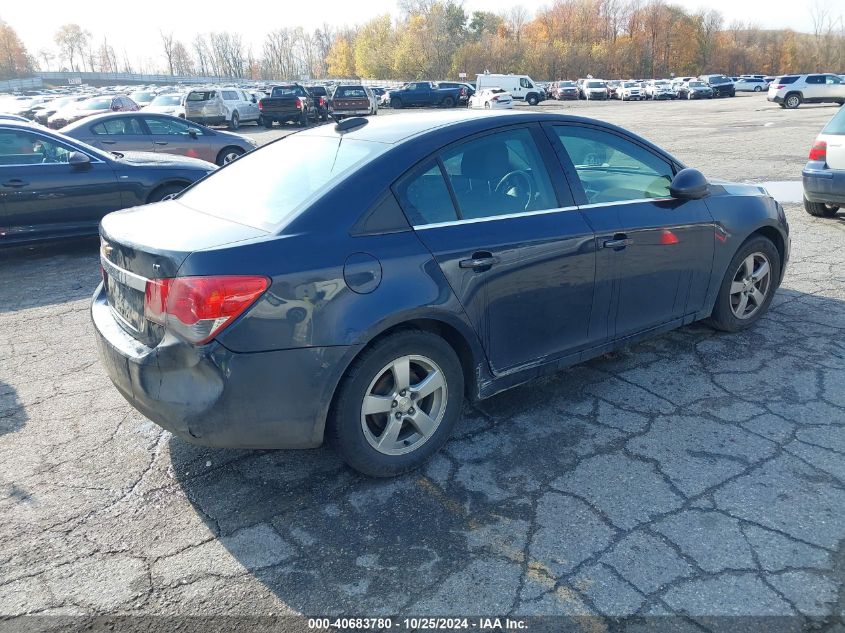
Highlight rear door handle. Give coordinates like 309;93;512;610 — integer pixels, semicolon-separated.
100;140;117;145
2;179;28;188
602;235;633;250
154;141;168;146
459;253;499;270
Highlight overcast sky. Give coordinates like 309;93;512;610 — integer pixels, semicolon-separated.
1;0;837;66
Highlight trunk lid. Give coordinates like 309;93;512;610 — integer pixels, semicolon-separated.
99;200;268;346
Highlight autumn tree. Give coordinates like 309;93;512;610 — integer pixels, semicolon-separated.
0;20;33;79
326;36;356;77
355;15;395;79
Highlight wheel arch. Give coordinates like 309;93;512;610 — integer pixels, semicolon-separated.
146;179;192;203
748;225;787;280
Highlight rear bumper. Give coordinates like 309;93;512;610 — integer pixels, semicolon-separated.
187;115;226;126
803;162;845;206
330;109;371;117
92;284;354;449
768;95;784;104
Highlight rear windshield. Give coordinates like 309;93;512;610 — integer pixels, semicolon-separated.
177;135;390;231
151;95;182;106
822;107;845;135
708;76;731;84
81;98;113;110
336;87;367;98
587;81;605;88
688;81;705;87
271;86;301;97
187;91;215;101
308;86;327;96
559;81;576;87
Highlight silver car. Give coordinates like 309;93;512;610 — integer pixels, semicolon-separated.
183;88;260;129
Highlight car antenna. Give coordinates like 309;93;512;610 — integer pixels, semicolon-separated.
334;117;368;132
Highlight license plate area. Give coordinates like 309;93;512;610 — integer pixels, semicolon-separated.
105;277;145;333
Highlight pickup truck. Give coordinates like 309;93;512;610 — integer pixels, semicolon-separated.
329;85;377;119
386;82;463;109
258;84;315;128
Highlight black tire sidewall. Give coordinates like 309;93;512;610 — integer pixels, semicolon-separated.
329;331;464;478
709;236;781;332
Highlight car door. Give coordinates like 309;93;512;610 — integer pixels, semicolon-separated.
0;126;120;241
394;124;600;374
87;116;154;153
141;115;215;163
825;74;845;101
544;122;715;341
804;75;825;101
239;90;258;120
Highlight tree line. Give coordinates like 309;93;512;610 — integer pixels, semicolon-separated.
1;0;844;82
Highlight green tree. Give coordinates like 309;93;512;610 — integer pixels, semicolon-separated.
355;15;395;79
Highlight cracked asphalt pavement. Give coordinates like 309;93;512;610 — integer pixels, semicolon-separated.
1;95;844;627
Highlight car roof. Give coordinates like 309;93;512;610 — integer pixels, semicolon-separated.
298;110;672;153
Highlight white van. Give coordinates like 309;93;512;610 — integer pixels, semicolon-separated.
475;74;544;105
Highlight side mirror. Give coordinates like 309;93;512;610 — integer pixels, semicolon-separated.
187;127;200;138
670;168;709;200
68;151;91;168
251;95;257;103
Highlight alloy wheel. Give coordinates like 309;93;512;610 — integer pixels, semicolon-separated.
360;355;448;456
222;151;241;164
729;252;772;319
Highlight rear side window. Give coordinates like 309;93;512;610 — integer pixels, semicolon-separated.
553;125;674;203
826;75;843;85
395;162;457;226
779;76;799;84
91;118;144;135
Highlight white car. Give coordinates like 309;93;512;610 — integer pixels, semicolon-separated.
768;74;845;109
582;80;608;100
645;80;676;100
468;88;514;109
143;93;186;118
617;81;643;101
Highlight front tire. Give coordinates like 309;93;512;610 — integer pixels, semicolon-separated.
804;196;840;217
708;236;780;332
216;146;245;166
442;96;455;108
391;97;402;109
328;330;464;478
527;94;539;106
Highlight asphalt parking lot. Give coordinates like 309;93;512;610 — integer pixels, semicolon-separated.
1;94;844;627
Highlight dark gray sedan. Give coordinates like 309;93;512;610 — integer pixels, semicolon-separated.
61;112;257;166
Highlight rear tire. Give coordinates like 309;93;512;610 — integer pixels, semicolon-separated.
228;111;240;130
262;116;273;129
298;110;308;127
328;330;464;478
442;96;455;108
708;236;780;333
784;93;802;109
804;196;840;217
391;97;402;109
754;85;762;92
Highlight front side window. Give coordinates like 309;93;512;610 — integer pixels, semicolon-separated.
826;75;843;85
91;118;144;135
143;117;201;136
553;125;674;204
440;127;558;219
395;162;457;226
806;75;825;84
0;129;75;165
520;78;533;88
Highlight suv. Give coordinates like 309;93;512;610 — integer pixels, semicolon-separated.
699;75;735;98
768;74;845;109
184;88;260;129
802;104;845;217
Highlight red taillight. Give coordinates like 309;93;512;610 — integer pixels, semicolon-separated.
319;96;326;107
809;139;827;162
258;101;264;110
144;275;269;345
775;84;785;89
295;97;302;109
491;96;499;102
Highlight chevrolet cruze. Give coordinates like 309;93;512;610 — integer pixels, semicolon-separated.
93;111;790;477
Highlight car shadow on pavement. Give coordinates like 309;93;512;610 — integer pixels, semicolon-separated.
0;237;100;313
170;286;845;617
0;381;26;437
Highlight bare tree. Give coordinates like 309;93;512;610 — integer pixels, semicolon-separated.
161;31;175;75
54;24;91;72
508;6;528;42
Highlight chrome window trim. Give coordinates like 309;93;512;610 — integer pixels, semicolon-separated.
100;256;148;292
413;205;579;230
412;197;674;230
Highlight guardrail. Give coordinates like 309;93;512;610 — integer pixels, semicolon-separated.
0;77;43;91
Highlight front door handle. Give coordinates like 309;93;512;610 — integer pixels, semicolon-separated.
459;253;499;270
100;140;117;145
154;141;168;146
602;235;633;250
2;179;28;188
